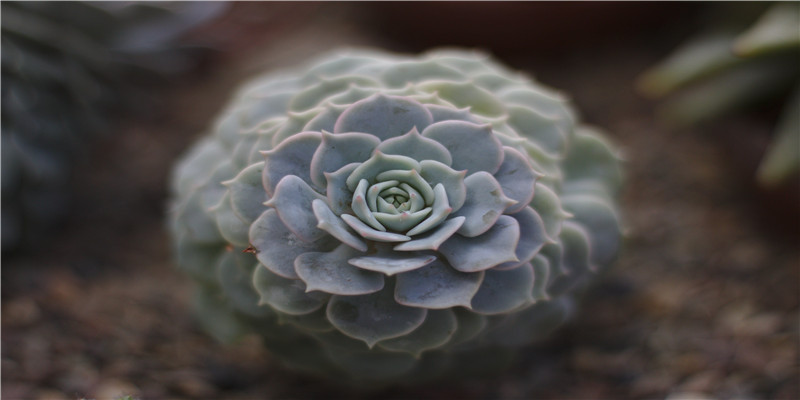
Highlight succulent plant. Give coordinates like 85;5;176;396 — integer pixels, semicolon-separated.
169;49;623;385
638;3;799;186
1;1;226;250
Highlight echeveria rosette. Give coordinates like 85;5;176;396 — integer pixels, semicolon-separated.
169;49;624;385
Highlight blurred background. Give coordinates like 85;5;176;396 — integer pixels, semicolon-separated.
2;2;798;399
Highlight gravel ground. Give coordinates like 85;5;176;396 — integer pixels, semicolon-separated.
3;4;798;399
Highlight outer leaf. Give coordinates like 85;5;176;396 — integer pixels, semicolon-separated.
295;244;385;295
349;252;436;276
506;105;568;156
422;120;504;176
375;127;452;166
334;94;433;141
217;249;271;317
249;209;336;279
262;131;321;194
416;80;505;117
312;199;367;252
452;171;516;237
561;194;621;267
493;146;541;214
327;286;427;348
264;175;327;243
253;264;328;315
378;309;458;357
439;215;520;272
394;259;484;309
471;263;535;315
310;131;380;189
224;161;267;223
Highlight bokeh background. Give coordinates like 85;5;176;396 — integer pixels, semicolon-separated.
2;2;798;399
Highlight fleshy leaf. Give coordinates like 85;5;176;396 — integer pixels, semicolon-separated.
172;139;227;196
217;250;271;317
325;86;381;107
295;244;385;295
345;152;420;192
497;86;575;131
327;286;427;348
562;128;624;194
224;161;267;223
494;146;541;214
419;160;467;212
422;120;504;176
262;131;321;195
232;134;261;170
471;71;529;91
530;182;570;239
373;209;432;232
367;180;401;211
440;215;520;272
380;60;465;87
312;199;367;252
341;214;411;242
509;206;549;265
303;103;348;132
520;141;562;186
351;179;386;231
406;183;452;236
453;172;516;237
253;265;327;315
325;163;358;215
376;169;435;205
175;235;224;283
471;263;535;315
562;194;621;267
192;286;250;344
310;131;380;189
506;105;568;155
270;108;323;150
334;94;434;141
349;251;436;276
425;104;479;123
264;175;327;242
378;309;458;357
445;307;488;348
212;193;250;247
394;216;465;251
548;222;595;296
289;75;380;112
394;259;484;309
416;80;505;117
375;127;452;166
279;307;334;333
530;254;551;301
174;190;223;243
249;210;337;279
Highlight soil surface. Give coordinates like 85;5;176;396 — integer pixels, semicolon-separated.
3;4;798;399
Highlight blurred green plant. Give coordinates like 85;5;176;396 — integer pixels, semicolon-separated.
1;1;226;251
638;3;799;187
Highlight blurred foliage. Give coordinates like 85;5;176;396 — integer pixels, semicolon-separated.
638;3;800;187
1;1;227;251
